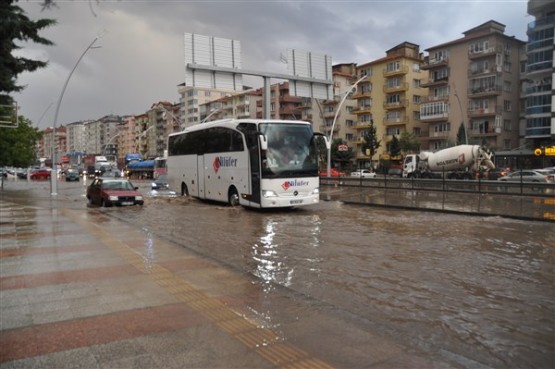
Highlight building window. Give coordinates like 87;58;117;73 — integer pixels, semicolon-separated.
504;100;512;111
413;79;421;88
360;68;372;77
413;111;420;120
503;81;512;92
503;119;511;131
361;83;372;93
412;63;420;72
413;95;421;104
386;60;400;72
504;62;511;72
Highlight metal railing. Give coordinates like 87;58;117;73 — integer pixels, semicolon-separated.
320;176;555;198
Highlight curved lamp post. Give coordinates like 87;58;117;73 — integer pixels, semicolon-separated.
201;108;223;123
50;36;100;196
327;74;367;178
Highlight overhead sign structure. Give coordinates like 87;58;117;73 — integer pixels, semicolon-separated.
184;33;243;90
535;147;555;157
184;33;334;119
287;49;333;100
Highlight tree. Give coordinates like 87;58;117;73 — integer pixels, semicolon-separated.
0;117;42;167
399;131;419;154
389;135;401;155
456;123;467;145
361;119;381;158
331;138;354;169
0;0;56;106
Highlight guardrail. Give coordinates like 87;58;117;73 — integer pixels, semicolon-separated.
320;176;555;197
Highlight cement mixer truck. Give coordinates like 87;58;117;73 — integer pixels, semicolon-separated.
402;145;495;179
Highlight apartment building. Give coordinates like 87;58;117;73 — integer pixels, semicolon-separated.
83;115;122;158
38;126;66;163
177;84;237;129
524;0;554;147
200;88;261;122
354;42;428;165
421;20;524;152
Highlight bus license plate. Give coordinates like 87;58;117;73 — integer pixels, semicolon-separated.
290;199;303;205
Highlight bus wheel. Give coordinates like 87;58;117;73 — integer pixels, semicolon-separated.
181;183;189;196
228;187;240;207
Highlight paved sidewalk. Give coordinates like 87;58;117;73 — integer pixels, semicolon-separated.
0;197;455;369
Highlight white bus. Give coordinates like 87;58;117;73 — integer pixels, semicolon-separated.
167;119;326;208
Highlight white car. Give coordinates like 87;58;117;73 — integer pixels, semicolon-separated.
350;169;376;178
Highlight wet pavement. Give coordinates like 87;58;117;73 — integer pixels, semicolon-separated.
0;182;454;369
1;178;554;368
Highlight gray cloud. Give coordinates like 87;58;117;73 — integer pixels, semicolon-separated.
14;0;529;129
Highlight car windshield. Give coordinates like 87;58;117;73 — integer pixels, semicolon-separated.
102;181;134;190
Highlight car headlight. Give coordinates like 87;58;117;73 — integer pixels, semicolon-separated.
109;196;118;201
136;196;143;201
262;190;278;198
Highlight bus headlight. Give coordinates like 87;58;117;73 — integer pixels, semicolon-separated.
262;190;278;198
311;188;320;195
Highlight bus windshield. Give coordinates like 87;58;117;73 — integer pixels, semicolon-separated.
259;122;318;178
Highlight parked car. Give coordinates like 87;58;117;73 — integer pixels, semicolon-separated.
350;169;376;178
387;168;403;177
86;177;144;207
319;168;346;177
497;170;553;183
30;169;51;180
65;169;80;182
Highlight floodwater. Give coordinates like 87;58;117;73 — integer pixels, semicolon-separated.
2;177;554;368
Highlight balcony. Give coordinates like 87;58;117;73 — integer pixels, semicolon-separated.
352;105;372;114
323;111;336;118
383;65;409;77
420;111;449;122
420;76;449;87
383;82;408;93
383;116;408;126
468;44;503;59
421;95;449;103
468;106;500;117
384;99;408;110
468;85;502;97
468;67;499;77
355;122;373;130
429;130;450;139
421;57;448;70
352;90;372;99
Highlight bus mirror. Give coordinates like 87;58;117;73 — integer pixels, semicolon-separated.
259;134;268;151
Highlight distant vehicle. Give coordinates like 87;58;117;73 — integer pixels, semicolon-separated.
403;145;495;179
30;169;51;180
479;167;510;180
86;177;144;207
536;168;555;182
65;170;80;182
497;170;553;183
319;168;346;178
149;175;177;197
351;169;376;178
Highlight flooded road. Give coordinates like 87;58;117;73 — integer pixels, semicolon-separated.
2;178;554;368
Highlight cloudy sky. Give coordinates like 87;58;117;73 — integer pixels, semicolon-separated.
14;0;530;129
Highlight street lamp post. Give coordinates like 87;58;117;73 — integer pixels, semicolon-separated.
327;74;367;178
201;108;223;124
50;36;100;196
